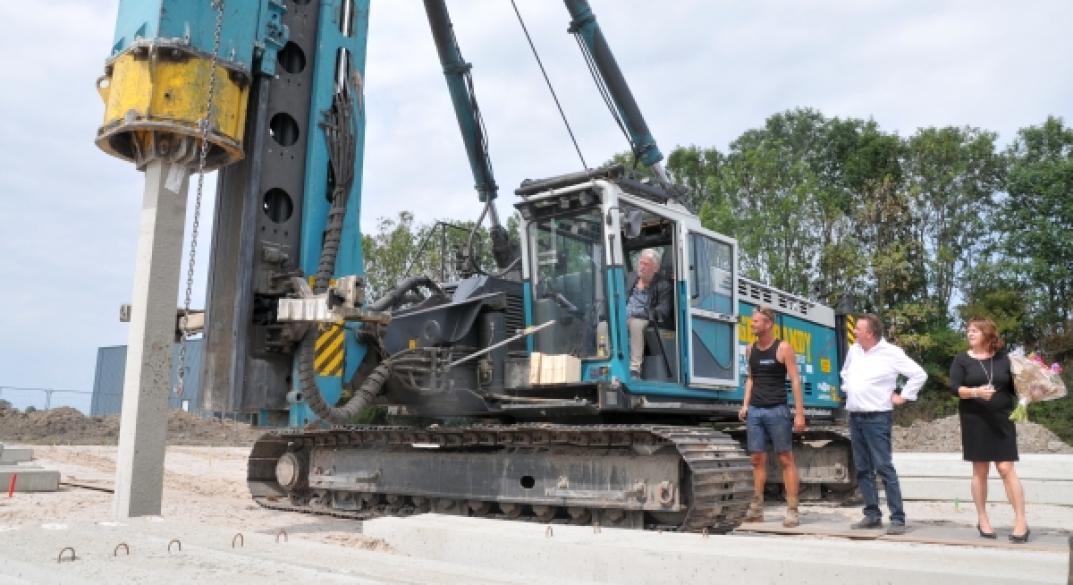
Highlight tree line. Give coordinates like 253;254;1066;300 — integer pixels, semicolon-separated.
359;108;1072;442
667;108;1071;440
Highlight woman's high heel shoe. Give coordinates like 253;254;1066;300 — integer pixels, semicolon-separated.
976;524;996;539
1009;528;1030;543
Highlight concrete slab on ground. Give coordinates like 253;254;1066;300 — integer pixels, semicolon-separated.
894;453;1073;480
737;508;1069;552
0;519;600;585
895;453;1073;505
900;477;1073;506
362;514;1069;585
0;445;34;464
0;466;60;492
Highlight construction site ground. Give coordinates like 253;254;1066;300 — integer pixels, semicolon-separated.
1;410;1071;584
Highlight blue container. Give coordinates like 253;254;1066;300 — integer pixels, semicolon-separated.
91;339;207;416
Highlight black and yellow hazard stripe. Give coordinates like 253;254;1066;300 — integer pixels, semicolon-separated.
846;314;857;346
314;323;345;377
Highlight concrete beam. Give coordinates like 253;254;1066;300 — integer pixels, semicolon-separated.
900;477;1073;506
894;453;1073;480
0;467;60;492
894;454;1073;505
0;446;33;464
113;159;190;519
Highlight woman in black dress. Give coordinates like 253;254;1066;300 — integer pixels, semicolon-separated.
949;317;1028;542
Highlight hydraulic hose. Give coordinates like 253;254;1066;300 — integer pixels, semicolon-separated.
465;201;519;277
299;340;391;424
297;80;381;424
369;276;446;312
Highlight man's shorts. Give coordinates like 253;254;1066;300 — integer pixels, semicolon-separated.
746;403;793;454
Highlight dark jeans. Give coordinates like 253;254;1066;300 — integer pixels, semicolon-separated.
849;411;905;524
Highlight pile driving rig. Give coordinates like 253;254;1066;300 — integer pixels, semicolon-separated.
96;0;854;532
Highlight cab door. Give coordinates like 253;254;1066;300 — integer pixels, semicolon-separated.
684;228;738;388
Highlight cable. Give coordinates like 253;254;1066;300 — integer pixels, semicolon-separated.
510;0;588;170
298;69;377;424
572;32;635;164
463;201;522;278
464;201;491;276
463;69;496;198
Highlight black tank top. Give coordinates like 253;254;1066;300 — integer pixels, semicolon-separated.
749;339;787;407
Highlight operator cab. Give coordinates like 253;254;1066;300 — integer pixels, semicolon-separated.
621;211;678;379
515;167;739;391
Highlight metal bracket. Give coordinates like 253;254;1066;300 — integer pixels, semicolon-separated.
277;275;390;325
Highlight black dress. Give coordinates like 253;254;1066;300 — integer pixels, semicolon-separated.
949;351;1018;462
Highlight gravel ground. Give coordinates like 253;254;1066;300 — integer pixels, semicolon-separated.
892;414;1073;454
0;445;392;552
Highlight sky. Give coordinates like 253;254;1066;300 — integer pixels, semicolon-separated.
1;0;1071;412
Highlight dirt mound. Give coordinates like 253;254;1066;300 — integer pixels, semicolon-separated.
166;410;265;445
894;414;1073;454
0;405;263;447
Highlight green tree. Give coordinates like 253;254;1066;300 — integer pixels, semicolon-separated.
362;211;419;300
705;109;833;296
905;127;1004;311
1002;116;1073;351
666;145;725;212
957;260;1031;346
813;117;894;305
362;211;497;300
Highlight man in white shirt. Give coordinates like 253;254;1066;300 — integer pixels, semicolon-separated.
840;313;927;535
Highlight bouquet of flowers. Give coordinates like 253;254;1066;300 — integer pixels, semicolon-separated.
1008;353;1067;422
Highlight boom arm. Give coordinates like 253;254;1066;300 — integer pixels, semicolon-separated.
563;0;670;185
423;0;513;270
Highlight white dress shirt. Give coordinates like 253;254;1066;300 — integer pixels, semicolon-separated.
841;339;927;412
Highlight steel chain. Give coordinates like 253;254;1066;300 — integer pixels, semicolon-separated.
177;0;225;397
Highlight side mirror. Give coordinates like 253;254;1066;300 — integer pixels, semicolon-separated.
622;209;643;238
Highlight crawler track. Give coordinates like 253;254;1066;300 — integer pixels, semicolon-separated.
248;424;754;533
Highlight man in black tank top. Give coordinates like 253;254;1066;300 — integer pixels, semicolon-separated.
737;306;806;527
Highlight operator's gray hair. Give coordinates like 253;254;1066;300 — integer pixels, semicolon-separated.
639;248;661;264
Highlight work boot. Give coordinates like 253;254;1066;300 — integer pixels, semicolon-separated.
885;521;907;535
782;497;800;528
850;517;882;530
743;495;764;523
